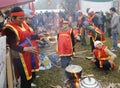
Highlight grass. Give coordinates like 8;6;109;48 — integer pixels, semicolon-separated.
34;35;120;88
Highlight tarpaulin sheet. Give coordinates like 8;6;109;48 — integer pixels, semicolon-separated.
0;0;34;9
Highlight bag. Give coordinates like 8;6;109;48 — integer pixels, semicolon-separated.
39;52;52;70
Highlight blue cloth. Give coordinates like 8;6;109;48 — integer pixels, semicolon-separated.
39;52;52;70
19;38;36;69
111;32;118;49
50;53;57;66
60;56;71;68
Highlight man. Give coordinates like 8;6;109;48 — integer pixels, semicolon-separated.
0;11;5;32
83;21;105;51
91;40;116;74
87;8;101;51
57;21;75;68
77;11;87;46
109;7;119;51
2;7;39;88
87;8;99;27
105;12;112;37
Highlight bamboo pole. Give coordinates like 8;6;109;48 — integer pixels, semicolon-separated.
6;47;14;88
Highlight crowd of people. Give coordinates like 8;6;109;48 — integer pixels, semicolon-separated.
0;6;120;88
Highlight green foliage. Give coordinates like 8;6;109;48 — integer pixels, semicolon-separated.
61;0;78;15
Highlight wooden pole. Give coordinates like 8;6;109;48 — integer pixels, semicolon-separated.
6;47;14;88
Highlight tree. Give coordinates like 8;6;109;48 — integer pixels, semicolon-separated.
61;0;78;15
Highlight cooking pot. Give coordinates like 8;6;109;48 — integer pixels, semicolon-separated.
79;77;102;88
65;65;82;80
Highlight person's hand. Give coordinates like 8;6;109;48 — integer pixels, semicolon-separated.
23;46;38;54
91;58;96;62
111;36;112;39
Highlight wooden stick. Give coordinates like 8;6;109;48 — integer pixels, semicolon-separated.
6;47;14;88
118;66;120;72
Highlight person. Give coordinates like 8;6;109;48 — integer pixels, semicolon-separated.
25;13;33;25
87;8;101;51
105;12;112;37
87;8;99;27
83;21;105;51
109;7;119;51
72;22;81;43
0;11;5;32
57;21;75;68
36;26;50;48
77;11;87;46
2;7;40;88
91;40;116;74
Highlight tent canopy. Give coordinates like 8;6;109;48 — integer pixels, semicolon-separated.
0;0;34;9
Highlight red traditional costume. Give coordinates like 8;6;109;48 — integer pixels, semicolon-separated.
73;28;81;42
57;28;73;56
5;21;39;80
77;14;83;27
91;26;105;42
93;46;110;68
87;14;96;25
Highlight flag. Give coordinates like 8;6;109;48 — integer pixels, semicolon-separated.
78;0;80;10
28;2;31;10
31;2;35;15
27;2;35;15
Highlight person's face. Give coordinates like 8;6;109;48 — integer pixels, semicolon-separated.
110;10;114;15
62;24;69;29
25;17;32;23
14;16;25;25
96;43;102;49
87;30;93;36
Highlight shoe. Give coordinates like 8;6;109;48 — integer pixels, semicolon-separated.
36;75;40;78
111;49;117;51
105;70;110;74
31;83;37;87
111;47;117;51
111;63;116;69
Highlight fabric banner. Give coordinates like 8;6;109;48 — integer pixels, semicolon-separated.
0;36;6;88
80;0;113;14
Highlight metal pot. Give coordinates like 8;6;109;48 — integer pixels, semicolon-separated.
79;77;102;88
65;65;82;80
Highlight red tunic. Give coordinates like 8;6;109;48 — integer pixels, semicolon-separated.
93;46;110;68
92;26;105;42
6;21;39;80
73;29;80;42
57;28;73;56
87;14;96;24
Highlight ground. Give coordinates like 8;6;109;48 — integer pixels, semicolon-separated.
34;36;120;88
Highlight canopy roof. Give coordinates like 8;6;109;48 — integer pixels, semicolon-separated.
0;0;34;9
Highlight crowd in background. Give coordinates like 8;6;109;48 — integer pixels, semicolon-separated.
0;8;116;36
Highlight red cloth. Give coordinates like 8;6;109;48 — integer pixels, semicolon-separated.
93;46;108;59
78;0;81;10
94;26;105;42
87;14;96;24
93;46;109;68
57;28;73;56
73;29;80;42
6;21;39;80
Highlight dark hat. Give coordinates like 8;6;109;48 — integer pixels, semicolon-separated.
110;7;116;12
